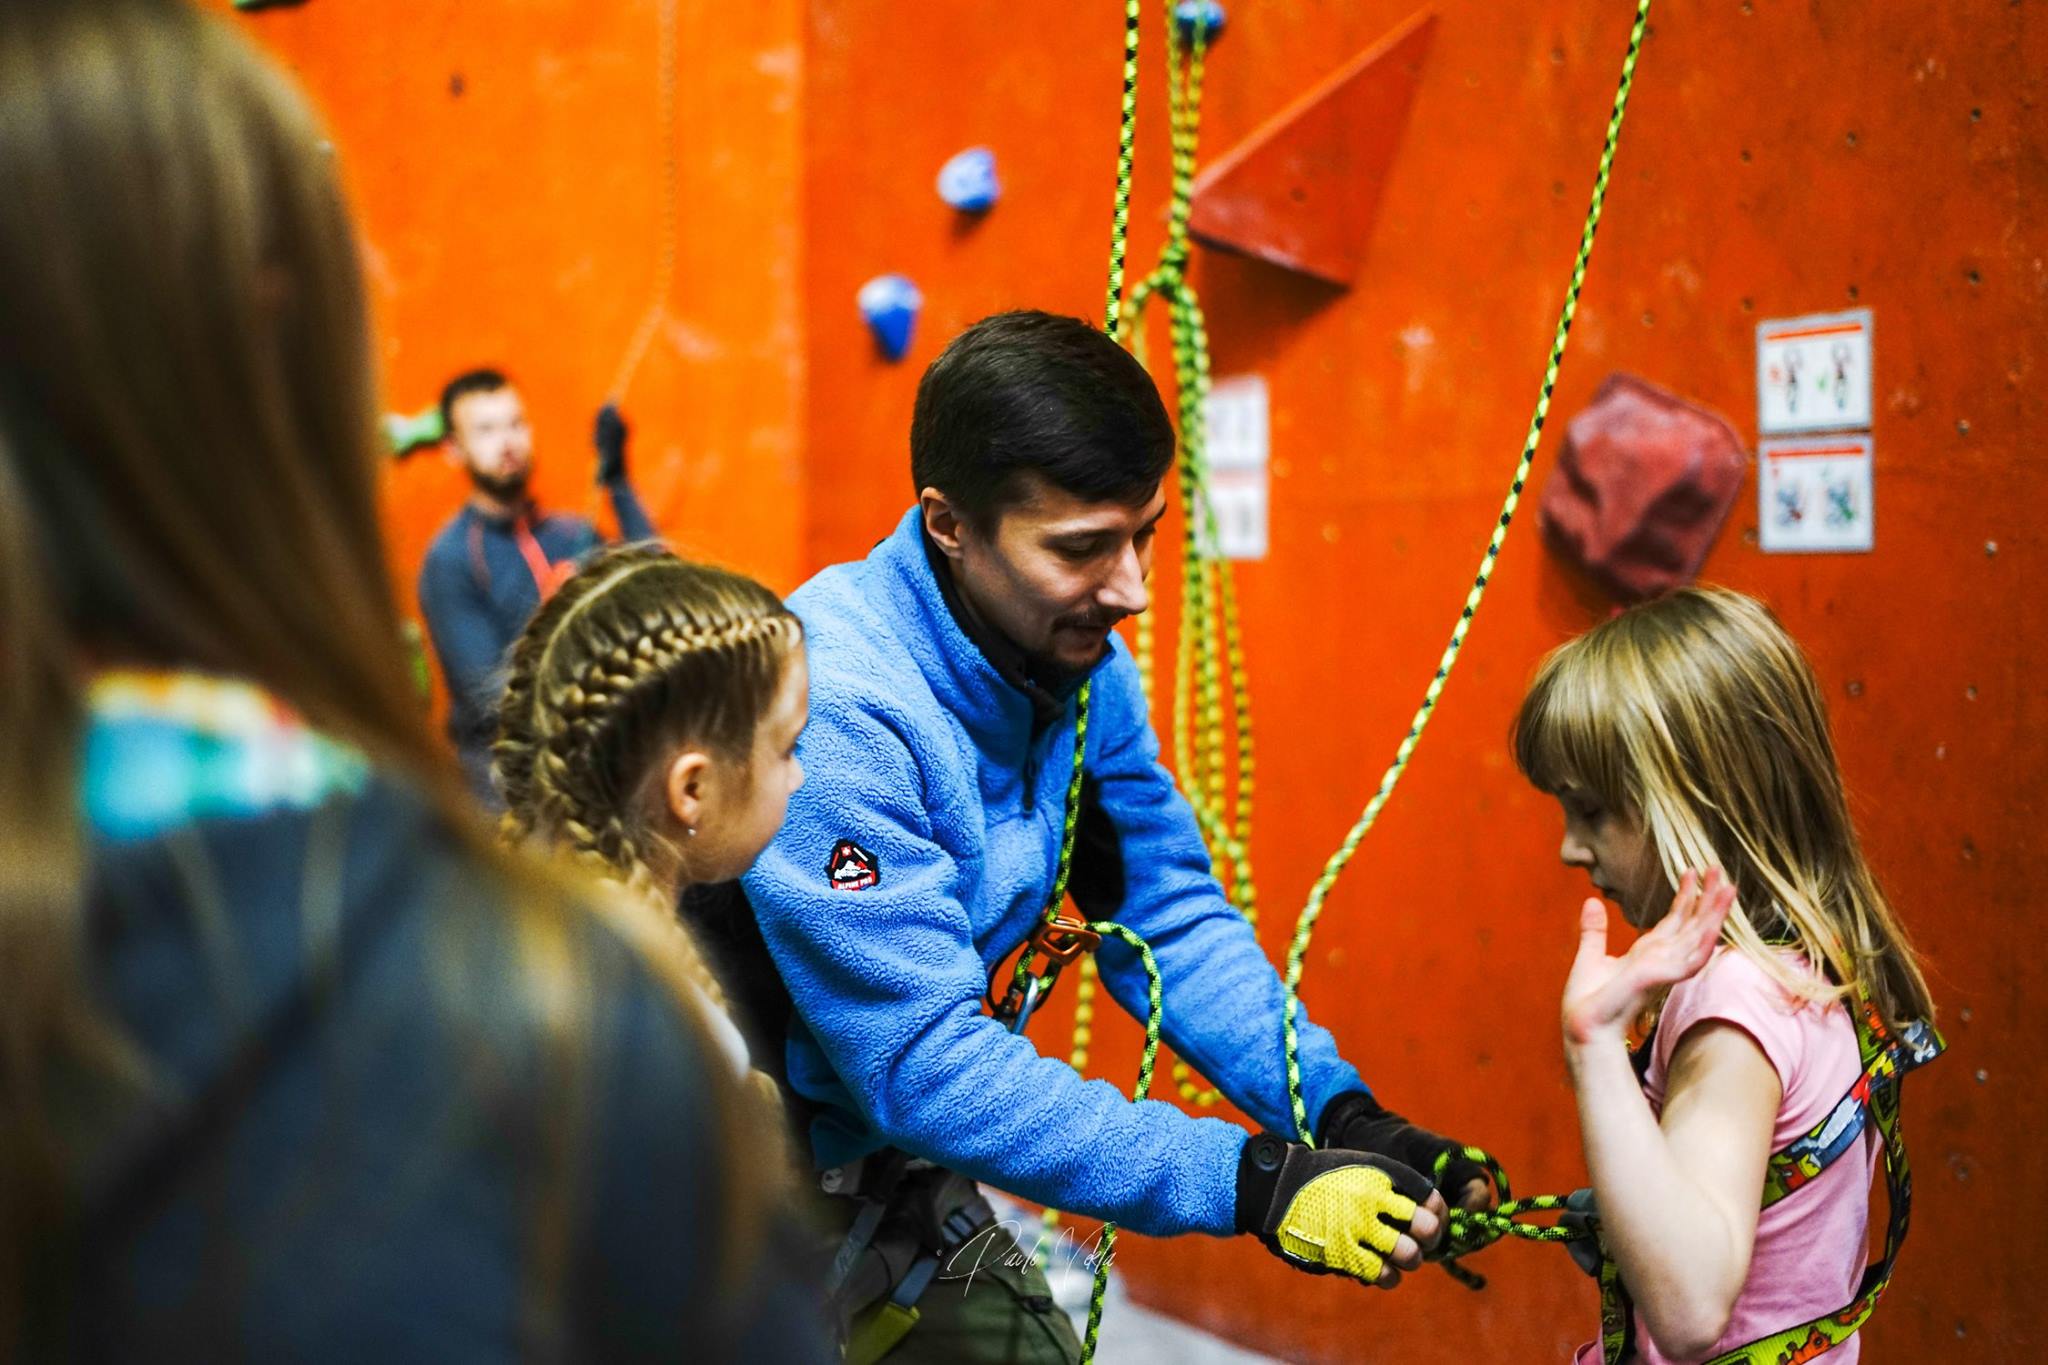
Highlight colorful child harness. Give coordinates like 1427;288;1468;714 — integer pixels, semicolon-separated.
1592;994;1945;1365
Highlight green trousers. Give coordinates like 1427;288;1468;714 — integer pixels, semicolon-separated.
876;1220;1082;1364
828;1169;1082;1365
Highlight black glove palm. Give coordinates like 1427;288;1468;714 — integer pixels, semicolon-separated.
1318;1091;1491;1206
1235;1134;1434;1285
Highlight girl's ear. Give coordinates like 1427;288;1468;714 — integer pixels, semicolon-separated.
663;749;713;834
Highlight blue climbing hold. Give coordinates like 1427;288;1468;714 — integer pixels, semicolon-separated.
1174;0;1227;45
858;274;923;362
937;146;1001;213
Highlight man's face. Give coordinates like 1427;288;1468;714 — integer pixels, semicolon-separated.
446;386;534;501
928;475;1166;673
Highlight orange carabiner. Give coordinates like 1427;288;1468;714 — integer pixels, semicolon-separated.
1027;911;1101;968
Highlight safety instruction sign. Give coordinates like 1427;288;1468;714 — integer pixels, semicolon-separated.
1758;436;1874;554
1756;308;1873;434
1201;374;1270;561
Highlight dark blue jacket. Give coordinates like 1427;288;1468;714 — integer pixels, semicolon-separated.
417;481;653;789
741;508;1366;1238
69;677;825;1361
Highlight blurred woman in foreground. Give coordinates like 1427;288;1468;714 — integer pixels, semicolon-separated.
0;1;823;1358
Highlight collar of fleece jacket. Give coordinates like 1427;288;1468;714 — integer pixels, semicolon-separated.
871;507;1106;758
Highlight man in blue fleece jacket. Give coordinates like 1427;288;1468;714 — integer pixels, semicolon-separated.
742;311;1488;1359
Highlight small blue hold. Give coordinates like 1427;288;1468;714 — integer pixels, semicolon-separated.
858;274;923;362
937;146;1001;213
1174;0;1227;45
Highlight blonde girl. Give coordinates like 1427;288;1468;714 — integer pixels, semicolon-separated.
1514;586;1934;1364
495;542;809;1071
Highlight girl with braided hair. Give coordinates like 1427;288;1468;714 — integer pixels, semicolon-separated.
495;542;810;1071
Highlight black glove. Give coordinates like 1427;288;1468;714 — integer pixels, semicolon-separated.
1234;1132;1435;1285
1317;1091;1492;1207
594;402;629;484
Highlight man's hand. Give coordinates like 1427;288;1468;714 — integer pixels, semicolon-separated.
595;402;629;484
1318;1091;1495;1213
1235;1134;1444;1288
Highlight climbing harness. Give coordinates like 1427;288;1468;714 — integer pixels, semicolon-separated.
1280;0;1654;1166
824;1153;1000;1365
1426;995;1943;1362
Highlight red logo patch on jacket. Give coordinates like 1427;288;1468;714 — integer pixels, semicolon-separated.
826;839;880;891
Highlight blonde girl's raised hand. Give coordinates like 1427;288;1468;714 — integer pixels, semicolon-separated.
1563;869;1737;1049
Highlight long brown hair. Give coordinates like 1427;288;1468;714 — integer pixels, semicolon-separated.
0;0;758;1347
495;543;803;1005
1513;587;1934;1029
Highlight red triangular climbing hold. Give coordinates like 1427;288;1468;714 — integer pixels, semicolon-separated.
1189;10;1436;287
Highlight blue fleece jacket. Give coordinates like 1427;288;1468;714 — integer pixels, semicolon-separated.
418;481;653;792
742;508;1366;1239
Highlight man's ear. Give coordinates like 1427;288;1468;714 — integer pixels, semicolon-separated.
920;487;969;561
663;749;713;832
441;436;463;470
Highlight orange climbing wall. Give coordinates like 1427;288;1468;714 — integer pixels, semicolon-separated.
205;0;811;719
228;0;2040;1357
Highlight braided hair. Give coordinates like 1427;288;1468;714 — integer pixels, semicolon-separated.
496;543;802;1011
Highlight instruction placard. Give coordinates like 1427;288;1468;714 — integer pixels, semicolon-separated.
1201;374;1269;561
1758;436;1874;553
1756;308;1873;434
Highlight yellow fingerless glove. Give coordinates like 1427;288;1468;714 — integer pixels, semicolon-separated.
1277;1163;1419;1280
1236;1133;1434;1285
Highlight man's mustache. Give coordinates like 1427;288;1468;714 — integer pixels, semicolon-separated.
1052;609;1133;632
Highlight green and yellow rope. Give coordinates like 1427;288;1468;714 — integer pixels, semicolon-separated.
1429;1147;1597;1288
1051;6;1650;1342
1005;683;1094;1009
1282;0;1654;1148
1102;0;1144;337
1122;0;1260;1110
1078;922;1166;1363
1032;10;1150;1352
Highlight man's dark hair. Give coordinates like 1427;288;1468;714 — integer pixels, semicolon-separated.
439;367;511;433
910;311;1174;524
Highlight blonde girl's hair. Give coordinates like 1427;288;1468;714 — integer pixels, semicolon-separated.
495;543;803;1007
1513;586;1934;1029
0;0;764;1346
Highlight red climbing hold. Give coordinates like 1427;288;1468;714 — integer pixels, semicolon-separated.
1540;373;1749;604
1187;10;1435;287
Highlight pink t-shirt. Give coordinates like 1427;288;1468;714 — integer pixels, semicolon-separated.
1573;948;1874;1364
